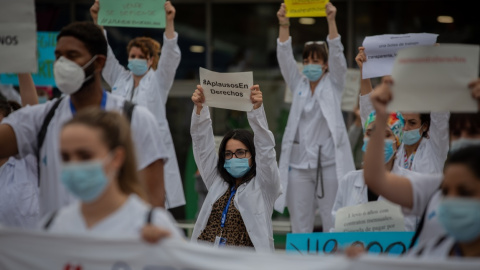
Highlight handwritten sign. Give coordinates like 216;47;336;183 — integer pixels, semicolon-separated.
0;32;58;86
286;232;414;256
362;33;438;79
98;0;166;28
389;44;480;112
341;68;361;112
200;67;254;112
0;0;37;73
335;200;405;232
285;0;330;18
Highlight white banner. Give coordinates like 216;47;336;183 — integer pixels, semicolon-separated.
200;67;254;112
389;44;480;112
0;0;37;73
0;228;479;270
341;68;361;112
335;200;405;232
362;33;438;79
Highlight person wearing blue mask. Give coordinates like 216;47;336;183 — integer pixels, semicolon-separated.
90;0;185;210
355;47;450;174
332;111;420;232
275;2;355;233
44;108;184;243
190;85;281;252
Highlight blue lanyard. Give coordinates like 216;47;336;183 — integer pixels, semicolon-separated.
69;90;107;115
220;186;237;228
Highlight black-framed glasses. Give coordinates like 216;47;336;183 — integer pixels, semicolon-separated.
225;149;249;160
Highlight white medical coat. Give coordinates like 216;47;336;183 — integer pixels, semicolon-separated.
190;105;282;252
274;36;355;212
103;31;185;209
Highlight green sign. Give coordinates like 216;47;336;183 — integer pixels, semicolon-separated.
98;0;166;29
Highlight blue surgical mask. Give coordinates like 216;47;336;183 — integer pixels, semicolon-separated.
302;64;323;82
362;138;396;164
38;96;48;104
438;198;480;243
224;158;251;178
128;59;149;76
61;160;110;202
403;127;422;145
450;138;480;154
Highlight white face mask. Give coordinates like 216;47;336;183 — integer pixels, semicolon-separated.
54;55;97;95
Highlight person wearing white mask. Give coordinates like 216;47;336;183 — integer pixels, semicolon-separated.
0;21;167;219
332;111;420;232
355;47;449;174
190;85;281;252
90;0;184;209
44;108;184;243
275;2;355;233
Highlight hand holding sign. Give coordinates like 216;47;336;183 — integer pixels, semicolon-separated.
355;47;367;69
90;0;100;24
192;85;206;114
325;2;336;21
250;85;263;110
277;3;289;26
165;1;175;22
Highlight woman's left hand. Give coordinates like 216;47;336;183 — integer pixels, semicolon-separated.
165;1;176;22
250;85;263;110
141;224;171;244
325;2;337;21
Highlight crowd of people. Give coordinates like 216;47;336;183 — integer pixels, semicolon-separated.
0;0;480;260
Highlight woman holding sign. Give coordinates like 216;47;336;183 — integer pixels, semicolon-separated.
190;85;281;252
275;2;355;233
355;47;450;174
90;0;184;209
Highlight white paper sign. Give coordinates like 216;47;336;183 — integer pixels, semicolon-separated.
200;67;254;112
389;44;480;112
341;68;361;112
335;200;405;232
0;0;37;73
362;33;438;79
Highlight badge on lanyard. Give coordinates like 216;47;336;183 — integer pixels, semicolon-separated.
213;186;236;248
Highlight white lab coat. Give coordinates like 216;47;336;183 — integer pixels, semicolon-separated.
331;166;419;231
190;105;282;252
102;31;185;209
274;36;355;212
406;234;455;258
0;155;39;229
359;93;450;174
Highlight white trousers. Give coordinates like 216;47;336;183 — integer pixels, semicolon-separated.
286;165;338;233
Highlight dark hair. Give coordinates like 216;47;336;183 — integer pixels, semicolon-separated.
217;129;256;187
419;113;431;138
0;100;21;117
303;43;329;71
57;21;107;57
445;145;480;180
449;113;480;137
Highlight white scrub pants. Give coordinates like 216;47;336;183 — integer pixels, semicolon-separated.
286;165;338;233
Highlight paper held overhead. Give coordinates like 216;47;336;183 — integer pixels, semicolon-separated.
98;0;166;28
284;0;330;18
389;44;480;113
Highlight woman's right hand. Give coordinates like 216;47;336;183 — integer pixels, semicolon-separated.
90;0;100;24
277;3;289;25
192;85;205;114
355;47;366;69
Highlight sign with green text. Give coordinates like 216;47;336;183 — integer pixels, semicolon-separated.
98;0;166;28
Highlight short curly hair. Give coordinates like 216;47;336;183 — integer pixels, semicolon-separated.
126;37;161;70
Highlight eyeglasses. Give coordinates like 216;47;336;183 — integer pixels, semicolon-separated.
225;149;249;160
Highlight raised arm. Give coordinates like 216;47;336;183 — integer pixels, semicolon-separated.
325;2;346;99
154;1;181;103
363;77;414;209
247;85;281;200
190;86;219;189
326;2;338;40
356;47;374;127
17;73;38;106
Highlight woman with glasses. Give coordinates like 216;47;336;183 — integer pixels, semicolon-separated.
274;2;355;233
190;85;281;252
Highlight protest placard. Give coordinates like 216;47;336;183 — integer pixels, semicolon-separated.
0;0;37;73
285;0;330;18
389;44;480;112
200;67;254;112
1;32;58;86
362;33;438;79
335;200;405;233
341;68;361;112
286;231;414;256
98;0;166;28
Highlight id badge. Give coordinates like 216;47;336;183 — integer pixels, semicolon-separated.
213;236;227;248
